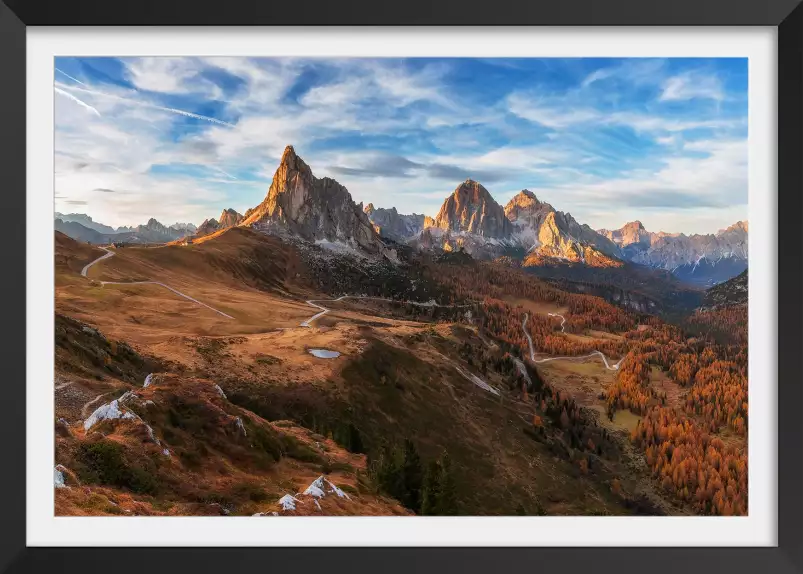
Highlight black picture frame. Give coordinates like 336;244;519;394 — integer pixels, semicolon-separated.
1;1;800;572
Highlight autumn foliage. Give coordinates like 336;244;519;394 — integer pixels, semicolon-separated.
425;257;748;516
632;407;747;516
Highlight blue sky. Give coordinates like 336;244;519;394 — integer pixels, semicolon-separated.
54;57;747;234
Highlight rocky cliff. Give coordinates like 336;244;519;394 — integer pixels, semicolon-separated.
196;208;244;237
505;190;622;266
364;204;425;242
242;146;383;254
431;179;513;238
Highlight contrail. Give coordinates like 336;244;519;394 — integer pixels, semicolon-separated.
55;67;87;86
55;83;235;127
54;87;101;117
212;166;238;180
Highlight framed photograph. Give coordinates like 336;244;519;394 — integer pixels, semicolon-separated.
1;0;801;572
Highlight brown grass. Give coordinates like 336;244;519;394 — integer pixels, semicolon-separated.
53;229;682;516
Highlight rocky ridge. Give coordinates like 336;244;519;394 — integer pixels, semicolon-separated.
242;146;384;255
196;208;244;237
598;220;748;285
363;204;425;242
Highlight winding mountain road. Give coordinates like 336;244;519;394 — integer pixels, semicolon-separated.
81;247;235;319
300;295;471;327
522;312;621;371
81;249;115;277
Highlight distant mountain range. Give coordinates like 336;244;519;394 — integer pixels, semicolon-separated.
55;212;121;235
364;179;746;285
597;220;748;286
55;146;747;286
54;214;196;245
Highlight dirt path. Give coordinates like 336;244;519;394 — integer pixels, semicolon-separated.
300;295;471;328
81;247;234;319
522;312;622;371
80;248;114;277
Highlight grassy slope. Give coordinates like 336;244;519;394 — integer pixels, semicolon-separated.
54;230;672;516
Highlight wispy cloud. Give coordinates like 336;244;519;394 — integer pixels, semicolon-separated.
507;94;742;134
660;72;724;102
581;68;613;88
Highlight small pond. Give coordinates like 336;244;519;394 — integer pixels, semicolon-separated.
308;348;341;359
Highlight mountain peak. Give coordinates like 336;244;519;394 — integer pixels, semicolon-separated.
241;146;383;254
625;220;645;231
194;210;243;238
504;189;552;226
431;180;512;239
507;189;541;210
722;220;748;234
452;179;496;205
364;205;426;242
277;144;312;177
215;208;244;230
597;220;650;248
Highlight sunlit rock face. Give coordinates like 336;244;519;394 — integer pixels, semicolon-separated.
243;145;383;255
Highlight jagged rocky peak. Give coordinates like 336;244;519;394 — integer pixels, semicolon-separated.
431;179;513;238
218;208;243;228
619;220;645;234
506;189;541;210
721;220;748;235
169;222;198;233
599;220;651;247
129;217;188;242
502;190;620;260
242;145;383;254
196;208;243;237
363;204;425;242
505;190;554;228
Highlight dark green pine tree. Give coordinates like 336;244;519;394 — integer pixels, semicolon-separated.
347;423;365;454
437;452;459;516
421;459;442;516
375;444;404;502
400;439;423;513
